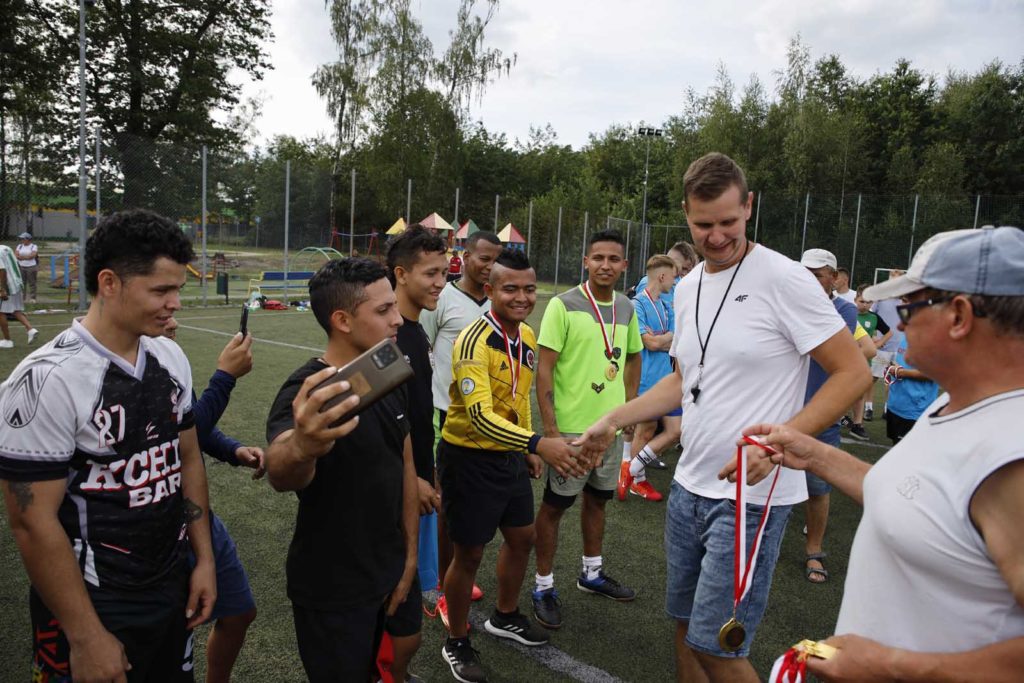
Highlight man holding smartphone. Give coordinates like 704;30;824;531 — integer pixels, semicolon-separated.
386;225;449;682
265;258;418;682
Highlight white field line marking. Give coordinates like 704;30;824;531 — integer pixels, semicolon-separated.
424;590;624;683
179;324;323;353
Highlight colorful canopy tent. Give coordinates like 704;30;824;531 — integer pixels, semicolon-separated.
418;212;454;232
386;217;407;235
498;223;525;244
454;219;481;240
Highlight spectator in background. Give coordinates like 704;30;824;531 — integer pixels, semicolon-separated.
885;332;939;445
15;233;38;303
870;269;906;416
448;249;463;283
834;267;855;303
854;284;893;426
0;243;39;348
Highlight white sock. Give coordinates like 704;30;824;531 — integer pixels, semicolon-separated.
582;555;603;580
630;445;657;478
866;401;874;410
621;440;632;463
535;572;554;592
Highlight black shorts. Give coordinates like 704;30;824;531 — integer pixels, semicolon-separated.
886;410;917;444
385;574;422;637
30;574;192;683
293;599;387;683
437;440;534;546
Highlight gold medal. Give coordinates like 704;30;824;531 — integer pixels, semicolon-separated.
718;617;746;652
605;362;619;381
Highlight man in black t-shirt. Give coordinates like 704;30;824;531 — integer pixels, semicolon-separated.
386;226;448;681
0;209;216;682
265;258;418;683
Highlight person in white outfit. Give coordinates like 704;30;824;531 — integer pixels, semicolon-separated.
0;243;38;348
731;225;1024;681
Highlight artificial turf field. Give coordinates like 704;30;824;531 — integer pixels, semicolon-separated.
0;294;891;682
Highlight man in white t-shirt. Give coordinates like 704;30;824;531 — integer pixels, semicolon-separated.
736;225;1024;681
419;229;503;628
577;153;870;683
833;267;856;304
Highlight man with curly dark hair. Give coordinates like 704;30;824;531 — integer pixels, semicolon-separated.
0;208;216;682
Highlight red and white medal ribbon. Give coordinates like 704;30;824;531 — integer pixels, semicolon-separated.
734;436;783;607
643;288;667;333
769;648;807;683
485;312;522;397
582;281;616;360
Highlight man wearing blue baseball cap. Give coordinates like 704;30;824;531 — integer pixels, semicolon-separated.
729;226;1024;681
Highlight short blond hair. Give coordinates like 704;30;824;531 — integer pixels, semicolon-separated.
646;254;677;272
683;152;749;204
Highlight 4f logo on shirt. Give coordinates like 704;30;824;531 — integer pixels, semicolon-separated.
94;404;126;448
734;294;749;302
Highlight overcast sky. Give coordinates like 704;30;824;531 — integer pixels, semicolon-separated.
240;0;1024;150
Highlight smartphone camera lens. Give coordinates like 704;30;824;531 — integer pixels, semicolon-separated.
372;344;398;369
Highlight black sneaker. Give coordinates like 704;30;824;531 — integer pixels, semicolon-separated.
650;457;668;470
864;408;874;422
576;570;636;601
442;638;487;683
840;415;853;428
849;424;870;441
531;588;562;629
484;609;549;646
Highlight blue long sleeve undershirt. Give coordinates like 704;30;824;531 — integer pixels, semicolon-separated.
192;369;243;465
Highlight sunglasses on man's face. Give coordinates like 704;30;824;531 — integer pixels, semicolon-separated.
895;296;953;324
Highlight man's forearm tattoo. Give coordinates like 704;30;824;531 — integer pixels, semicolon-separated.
184;498;204;522
6;481;34;512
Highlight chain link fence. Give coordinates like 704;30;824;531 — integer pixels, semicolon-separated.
4;130;1023;305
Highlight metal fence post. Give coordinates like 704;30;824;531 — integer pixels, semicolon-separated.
494;194;500;230
624;221;631;291
606;215;610;230
201;145;208;306
800;192;810;254
284;160;290;303
753;191;762;242
454;187;460;227
850;194;862;282
554;206;562;290
94;126;101;217
973;195;981;228
406;179;412;222
579;211;588;283
349;169;356;256
526;200;533;260
908;194;919;267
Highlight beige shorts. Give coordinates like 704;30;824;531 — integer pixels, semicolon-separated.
544;432;623;501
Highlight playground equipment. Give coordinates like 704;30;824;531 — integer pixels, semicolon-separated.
293;246;345;271
50;250;79;289
186;264;215;280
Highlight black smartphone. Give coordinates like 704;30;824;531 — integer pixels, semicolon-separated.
310;339;413;427
239;305;249;337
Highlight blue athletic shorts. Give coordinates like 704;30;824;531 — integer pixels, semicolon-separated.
664;482;791;658
188;512;256;621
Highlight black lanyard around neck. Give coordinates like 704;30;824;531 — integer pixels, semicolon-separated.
691;240;750;403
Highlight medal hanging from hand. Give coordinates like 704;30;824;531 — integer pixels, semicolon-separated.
486;311;522;396
718;435;783;653
769;639;837;682
582;282;619;381
691;240;750;404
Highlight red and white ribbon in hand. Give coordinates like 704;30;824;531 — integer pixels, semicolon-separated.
734;436;782;607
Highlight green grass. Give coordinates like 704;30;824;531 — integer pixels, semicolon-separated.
0;298;890;682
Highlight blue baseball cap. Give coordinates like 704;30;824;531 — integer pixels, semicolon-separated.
864;226;1024;301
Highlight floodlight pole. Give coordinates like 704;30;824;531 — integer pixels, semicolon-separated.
637;127;662;268
201;145;208;306
349;168;356;256
95;125;101;217
77;0;89;311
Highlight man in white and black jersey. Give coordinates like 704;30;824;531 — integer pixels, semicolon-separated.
0;209;216;682
735;226;1024;681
